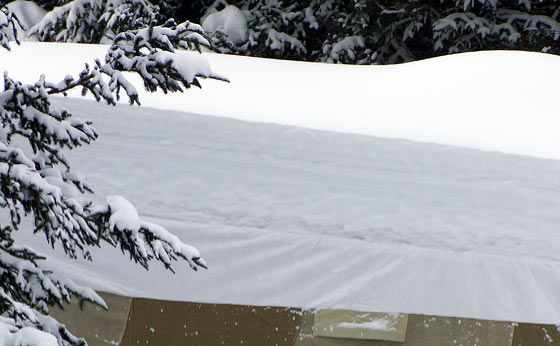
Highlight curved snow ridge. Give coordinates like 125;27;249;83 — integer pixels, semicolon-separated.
36;216;560;325
2;42;560;159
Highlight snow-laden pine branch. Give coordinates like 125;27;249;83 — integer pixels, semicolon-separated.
434;8;560;53
0;7;22;50
106;19;228;97
0;12;225;345
28;0;159;43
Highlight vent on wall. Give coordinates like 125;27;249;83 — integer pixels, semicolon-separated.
313;310;408;342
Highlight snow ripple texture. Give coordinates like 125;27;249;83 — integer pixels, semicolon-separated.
11;97;559;324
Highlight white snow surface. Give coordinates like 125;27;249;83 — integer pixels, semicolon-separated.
3;42;560;160
3;43;560;323
9;97;560;325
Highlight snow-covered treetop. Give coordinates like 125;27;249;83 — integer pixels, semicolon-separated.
202;5;248;45
201;1;308;60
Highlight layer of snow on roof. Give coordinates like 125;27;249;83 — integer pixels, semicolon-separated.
2;42;560;160
9;97;560;325
4;43;560;324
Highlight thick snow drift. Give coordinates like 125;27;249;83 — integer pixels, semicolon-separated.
11;97;560;325
3;43;560;324
1;42;560;160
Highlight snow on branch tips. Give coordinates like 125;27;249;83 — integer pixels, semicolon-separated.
433;12;494;52
28;0;160;43
433;7;560;53
323;36;365;64
496;9;560;41
0;7;22;50
94;195;207;272
0;67;107;344
1;8;222;344
106;19;229;96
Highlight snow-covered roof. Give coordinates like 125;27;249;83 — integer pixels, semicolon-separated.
3;43;560;324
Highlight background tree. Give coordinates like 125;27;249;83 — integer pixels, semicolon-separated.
152;0;213;23
14;0;560;64
29;0;163;43
433;0;560;56
200;0;311;59
1;4;226;345
188;0;560;64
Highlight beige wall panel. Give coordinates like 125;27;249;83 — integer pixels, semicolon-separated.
119;298;303;346
512;323;560;346
49;291;132;346
50;293;560;346
405;314;514;346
